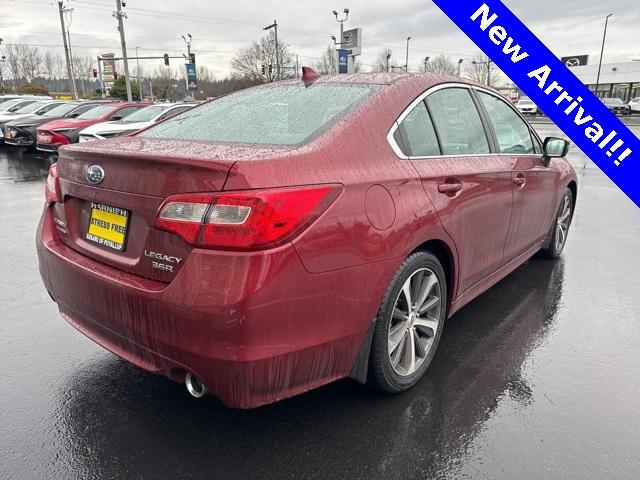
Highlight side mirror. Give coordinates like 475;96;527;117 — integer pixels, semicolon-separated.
68;112;80;118
110;115;123;121
542;137;570;165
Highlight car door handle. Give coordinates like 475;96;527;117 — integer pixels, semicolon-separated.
437;182;463;193
513;176;527;186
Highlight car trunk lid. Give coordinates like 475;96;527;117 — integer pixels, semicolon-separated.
53;137;241;282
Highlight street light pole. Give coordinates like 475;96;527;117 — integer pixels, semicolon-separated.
457;58;464;76
114;0;132;101
595;13;613;99
405;36;411;72
386;53;391;72
135;46;142;99
57;1;77;99
263;21;279;81
423;56;430;73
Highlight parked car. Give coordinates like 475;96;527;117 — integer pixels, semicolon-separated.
628;97;640;114
0;94;53;107
602;97;631;115
0;100;65;143
4;101;105;148
36;102;150;153
37;73;577;408
515;97;539;115
79;102;196;142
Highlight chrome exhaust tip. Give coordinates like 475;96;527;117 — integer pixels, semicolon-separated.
185;372;208;398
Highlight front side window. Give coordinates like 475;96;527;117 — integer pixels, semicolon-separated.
426;88;490;155
141;83;380;146
396;101;440;157
477;91;534;154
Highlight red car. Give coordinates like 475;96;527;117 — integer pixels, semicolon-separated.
36;101;150;153
37;73;577;408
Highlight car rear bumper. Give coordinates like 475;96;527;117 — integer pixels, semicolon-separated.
37;205;383;408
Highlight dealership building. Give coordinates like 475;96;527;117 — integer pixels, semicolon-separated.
508;57;640;102
570;61;640;101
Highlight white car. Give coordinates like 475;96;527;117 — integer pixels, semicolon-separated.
515;98;539;115
628;97;640;114
79;103;197;142
0;100;65;137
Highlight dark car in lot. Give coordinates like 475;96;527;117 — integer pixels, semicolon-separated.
36;102;150;153
4;101;105;148
37;72;577;408
602;97;631;115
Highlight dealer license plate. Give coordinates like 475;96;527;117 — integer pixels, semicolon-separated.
85;202;130;251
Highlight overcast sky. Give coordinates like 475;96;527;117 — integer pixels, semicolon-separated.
2;0;639;78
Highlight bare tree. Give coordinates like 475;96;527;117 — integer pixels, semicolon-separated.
313;46;337;75
42;52;61;80
230;32;292;82
151;65;177;100
18;44;42;83
423;55;457;75
464;54;501;87
372;48;395;73
72;55;93;96
3;44;23;87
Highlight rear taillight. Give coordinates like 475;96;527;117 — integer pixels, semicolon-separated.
155;185;341;250
45;163;61;204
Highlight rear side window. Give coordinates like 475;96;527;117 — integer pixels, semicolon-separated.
141;83;380;146
396;101;440;157
426;88;490;155
156;106;193;121
477;91;534;154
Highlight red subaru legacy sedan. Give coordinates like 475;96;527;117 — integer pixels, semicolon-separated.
37;73;576;408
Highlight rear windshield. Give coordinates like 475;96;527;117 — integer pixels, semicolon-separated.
77;104;118;120
603;98;624;105
140;83;381;146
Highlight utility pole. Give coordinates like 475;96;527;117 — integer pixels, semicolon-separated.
114;0;132;101
405;36;411;73
57;1;77;99
263;21;279;80
386;52;391;72
181;34;193;98
595;13;613;99
423;56;430;73
456;58;464;76
135;46;142;99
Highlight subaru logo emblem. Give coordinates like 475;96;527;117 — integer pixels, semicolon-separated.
86;165;105;185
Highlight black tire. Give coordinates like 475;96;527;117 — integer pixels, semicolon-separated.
541;188;573;258
367;251;447;393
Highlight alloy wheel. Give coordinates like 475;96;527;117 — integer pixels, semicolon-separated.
555;194;572;251
388;268;442;376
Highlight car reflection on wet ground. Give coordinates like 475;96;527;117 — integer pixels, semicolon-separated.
1;127;639;479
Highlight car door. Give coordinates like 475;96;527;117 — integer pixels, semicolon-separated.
393;85;513;296
474;89;558;263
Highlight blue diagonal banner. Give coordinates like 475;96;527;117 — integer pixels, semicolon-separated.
432;0;640;208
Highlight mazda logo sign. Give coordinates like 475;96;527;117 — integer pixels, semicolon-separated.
565;58;580;67
86;165;105;185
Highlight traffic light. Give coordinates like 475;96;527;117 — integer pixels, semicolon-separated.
113;70;118;80
261;65;266;75
189;53;195;64
164;53;169;66
92;68;97;78
268;64;273;75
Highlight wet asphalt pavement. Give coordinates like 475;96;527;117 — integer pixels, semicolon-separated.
1;126;639;480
